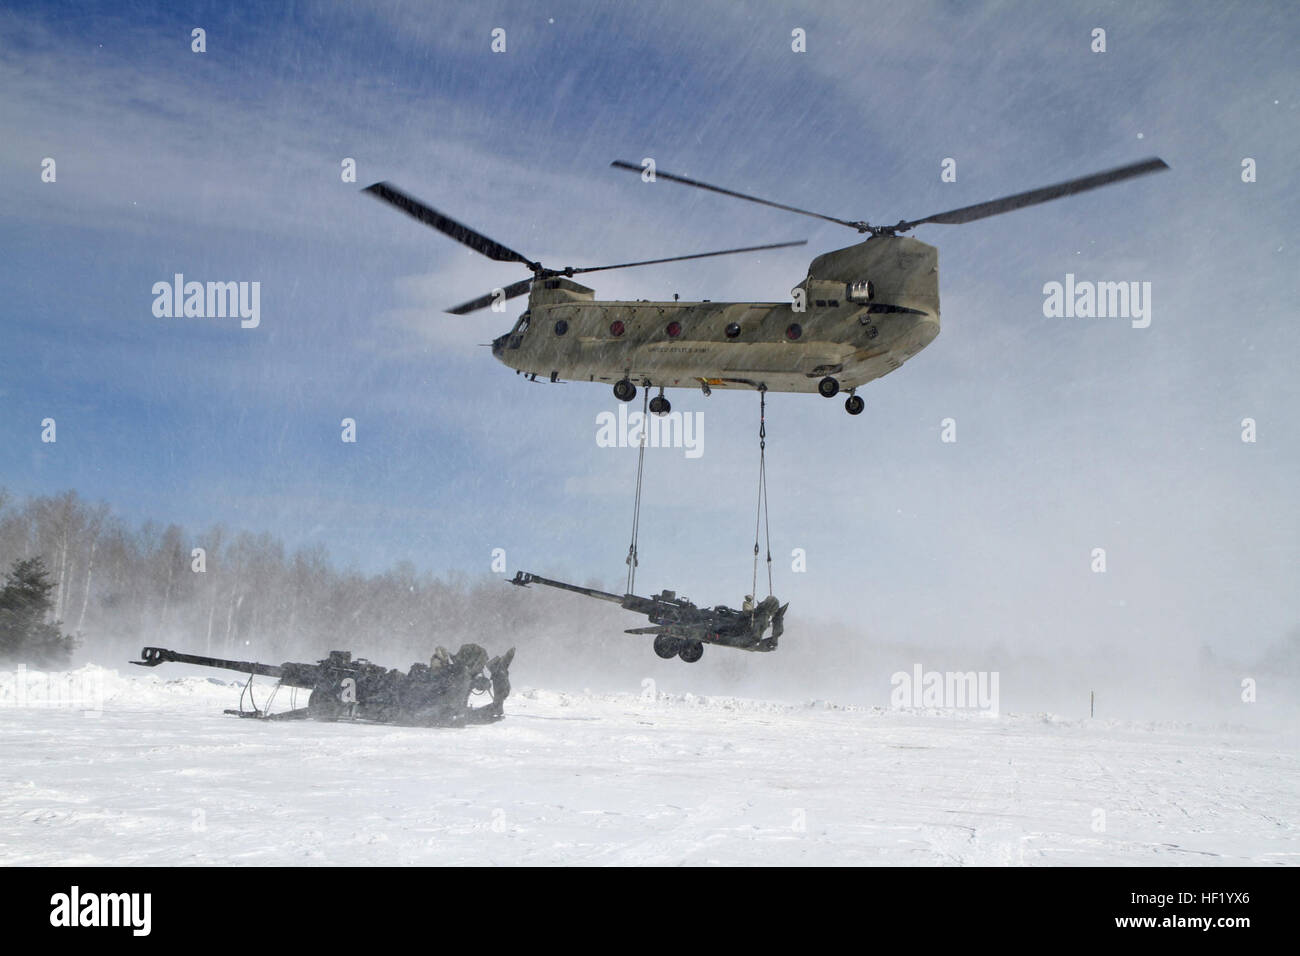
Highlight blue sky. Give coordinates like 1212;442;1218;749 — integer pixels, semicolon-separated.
2;1;1297;666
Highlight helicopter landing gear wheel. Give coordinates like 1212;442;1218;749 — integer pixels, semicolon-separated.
677;641;704;664
649;390;671;416
653;635;680;659
845;394;864;415
613;379;637;402
818;376;840;398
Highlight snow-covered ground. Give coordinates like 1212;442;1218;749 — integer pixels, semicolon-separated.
1;666;1296;865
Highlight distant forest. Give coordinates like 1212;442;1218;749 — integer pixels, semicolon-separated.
0;487;614;672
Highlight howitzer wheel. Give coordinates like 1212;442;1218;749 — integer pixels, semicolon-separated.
653;635;680;659
677;641;704;663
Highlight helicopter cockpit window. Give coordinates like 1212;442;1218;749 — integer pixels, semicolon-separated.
506;312;530;349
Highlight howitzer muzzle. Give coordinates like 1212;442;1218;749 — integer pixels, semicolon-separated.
133;646;175;667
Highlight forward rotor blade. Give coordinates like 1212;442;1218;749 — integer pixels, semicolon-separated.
446;278;534;315
898;157;1169;229
364;182;539;268
568;239;808;276
611;160;864;230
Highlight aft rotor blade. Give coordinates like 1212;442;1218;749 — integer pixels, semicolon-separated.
611;160;864;230
568;239;808;276
898;157;1169;229
446;277;534;315
364;182;540;268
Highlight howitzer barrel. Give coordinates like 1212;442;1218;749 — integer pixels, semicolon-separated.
509;570;626;605
131;646;309;685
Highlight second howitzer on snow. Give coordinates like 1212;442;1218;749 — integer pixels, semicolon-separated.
131;644;515;726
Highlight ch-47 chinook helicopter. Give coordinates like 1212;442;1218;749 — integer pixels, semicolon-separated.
364;156;1166;416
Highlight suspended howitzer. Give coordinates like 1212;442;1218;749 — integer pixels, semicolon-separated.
131;644;515;726
509;570;786;663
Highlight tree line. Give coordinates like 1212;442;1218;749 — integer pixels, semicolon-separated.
0;487;614;671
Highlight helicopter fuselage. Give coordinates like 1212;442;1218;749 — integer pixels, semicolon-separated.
492;235;940;396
